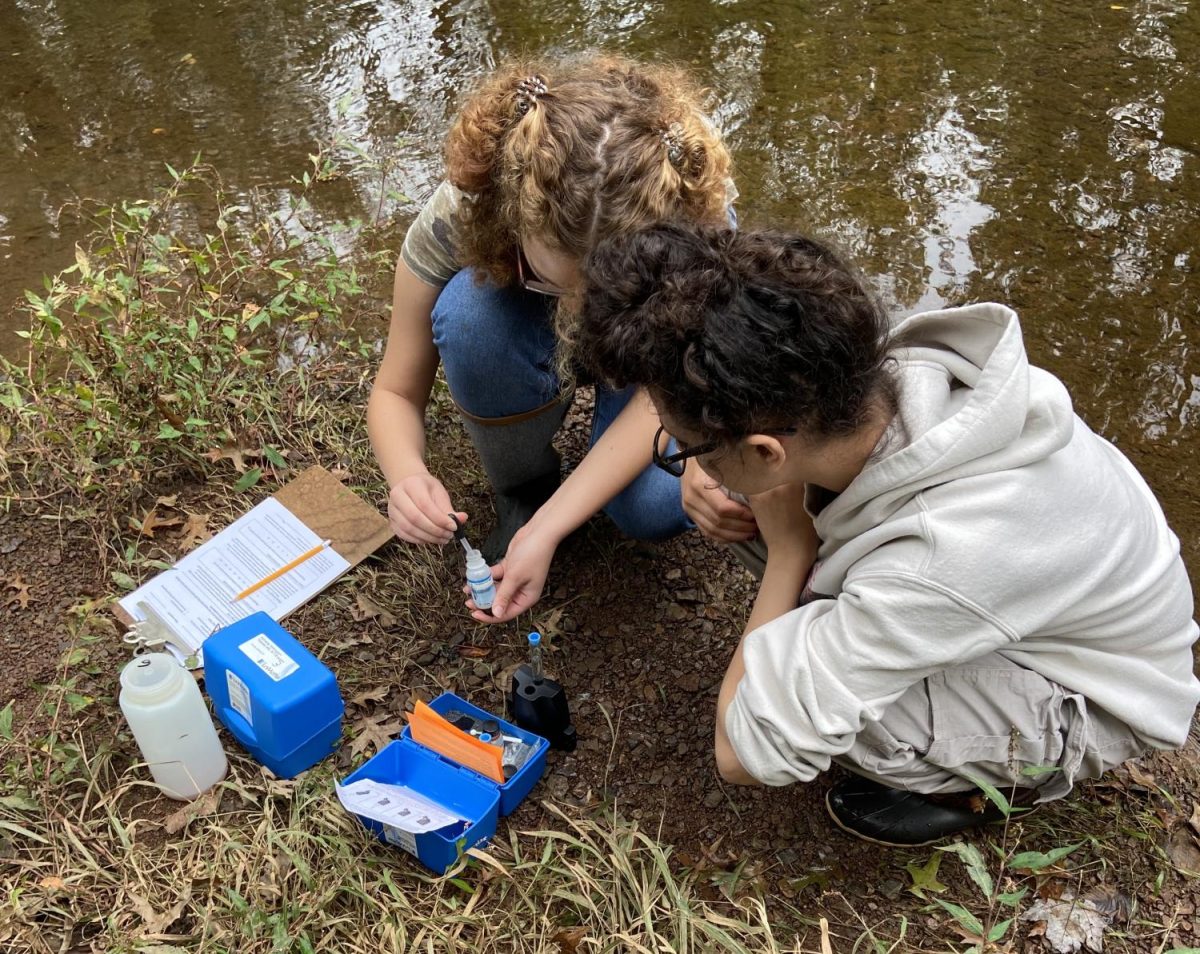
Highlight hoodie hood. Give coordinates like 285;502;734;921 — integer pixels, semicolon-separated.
815;303;1076;551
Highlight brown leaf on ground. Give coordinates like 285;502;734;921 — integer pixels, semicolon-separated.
162;787;222;835
1165;827;1200;876
1021;890;1111;953
1189;801;1200;837
552;927;587;953
203;442;251;473
133;507;185;539
350;592;396;628
1126;761;1157;790
178;512;212;551
456;645;491;659
350;712;402;759
4;575;32;609
128;882;192;936
350;685;391;707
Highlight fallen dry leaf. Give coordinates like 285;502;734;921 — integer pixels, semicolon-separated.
552;926;587;953
1165;827;1200;877
203;441;251;473
128;882;192;936
38;876;66;891
162;787;221;835
133;507;184;539
1190;801;1200;837
4;575;32;609
350;685;391;707
178;511;213;551
1020;890;1112;953
350;711;402;759
456;645;491;659
1125;761;1157;790
350;592;396;629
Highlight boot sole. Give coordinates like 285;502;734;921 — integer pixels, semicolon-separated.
823;788;1041;848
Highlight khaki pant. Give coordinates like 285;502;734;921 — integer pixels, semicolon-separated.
730;538;1145;801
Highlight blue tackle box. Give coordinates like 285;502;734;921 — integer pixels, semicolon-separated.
341;692;549;874
203;613;344;779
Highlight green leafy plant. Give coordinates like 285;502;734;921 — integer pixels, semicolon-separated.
0;160;389;515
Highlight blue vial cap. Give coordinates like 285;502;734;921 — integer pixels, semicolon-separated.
478;732;492;743
527;631;541;647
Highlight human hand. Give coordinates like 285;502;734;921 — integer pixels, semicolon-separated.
682;463;757;542
747;482;818;560
387;473;466;545
465;521;559;623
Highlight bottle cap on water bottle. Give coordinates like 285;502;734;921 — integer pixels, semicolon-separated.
120;653;185;705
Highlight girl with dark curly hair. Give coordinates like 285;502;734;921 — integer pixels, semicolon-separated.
367;53;738;624
578;223;1199;845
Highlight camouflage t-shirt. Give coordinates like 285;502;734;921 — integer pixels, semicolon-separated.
400;180;467;288
400;177;740;288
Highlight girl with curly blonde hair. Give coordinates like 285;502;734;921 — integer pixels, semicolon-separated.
367;53;740;623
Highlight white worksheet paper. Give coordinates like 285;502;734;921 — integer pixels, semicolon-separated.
118;497;350;653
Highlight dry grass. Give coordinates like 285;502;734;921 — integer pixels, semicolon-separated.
1;685;812;954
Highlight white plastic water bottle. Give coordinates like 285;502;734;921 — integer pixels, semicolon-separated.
119;653;228;800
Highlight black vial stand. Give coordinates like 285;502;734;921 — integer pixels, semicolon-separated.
508;632;576;751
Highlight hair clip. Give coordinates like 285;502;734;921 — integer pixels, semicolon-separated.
515;75;548;116
661;122;686;169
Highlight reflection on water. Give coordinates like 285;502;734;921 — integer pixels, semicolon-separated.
0;0;1197;580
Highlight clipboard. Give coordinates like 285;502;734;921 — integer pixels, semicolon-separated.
113;466;393;651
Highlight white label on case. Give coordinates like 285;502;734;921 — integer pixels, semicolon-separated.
226;670;253;726
238;633;299;681
383;825;419;857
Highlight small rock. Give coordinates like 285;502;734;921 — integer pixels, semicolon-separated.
677;673;701;693
665;568;682;581
665;603;688;622
702;791;724;809
415;651;436;665
472;662;489;679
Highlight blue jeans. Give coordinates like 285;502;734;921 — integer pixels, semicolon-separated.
430;269;691;540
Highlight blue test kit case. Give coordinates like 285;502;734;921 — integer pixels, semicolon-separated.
342;692;549;874
203;612;343;779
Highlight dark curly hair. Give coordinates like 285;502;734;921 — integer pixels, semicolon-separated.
578;224;896;447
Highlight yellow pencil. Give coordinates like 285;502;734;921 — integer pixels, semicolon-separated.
233;539;332;602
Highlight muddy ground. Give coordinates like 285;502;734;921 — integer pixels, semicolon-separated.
3;392;1200;951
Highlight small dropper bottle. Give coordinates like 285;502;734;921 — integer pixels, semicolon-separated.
450;514;496;610
527;631;543;680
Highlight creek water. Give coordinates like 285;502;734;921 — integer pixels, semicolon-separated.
1;0;1197;582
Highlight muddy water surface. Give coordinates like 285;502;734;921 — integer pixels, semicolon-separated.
1;0;1197;579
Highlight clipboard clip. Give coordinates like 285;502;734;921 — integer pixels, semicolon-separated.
122;602;202;670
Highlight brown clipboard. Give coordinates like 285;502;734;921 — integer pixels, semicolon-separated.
113;465;392;627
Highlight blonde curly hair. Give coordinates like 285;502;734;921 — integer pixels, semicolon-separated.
444;53;734;368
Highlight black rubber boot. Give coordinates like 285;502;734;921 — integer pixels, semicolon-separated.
480;470;561;562
458;395;572;563
825;775;1033;847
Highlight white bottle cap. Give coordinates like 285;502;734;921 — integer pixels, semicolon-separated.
120;653;185;705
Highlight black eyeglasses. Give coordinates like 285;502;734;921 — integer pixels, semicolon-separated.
652;425;717;477
651;424;798;477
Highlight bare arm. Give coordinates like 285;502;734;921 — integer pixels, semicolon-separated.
471;391;663;622
366;257;460;544
714;485;819;784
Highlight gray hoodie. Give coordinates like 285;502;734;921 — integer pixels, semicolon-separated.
726;303;1199;786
